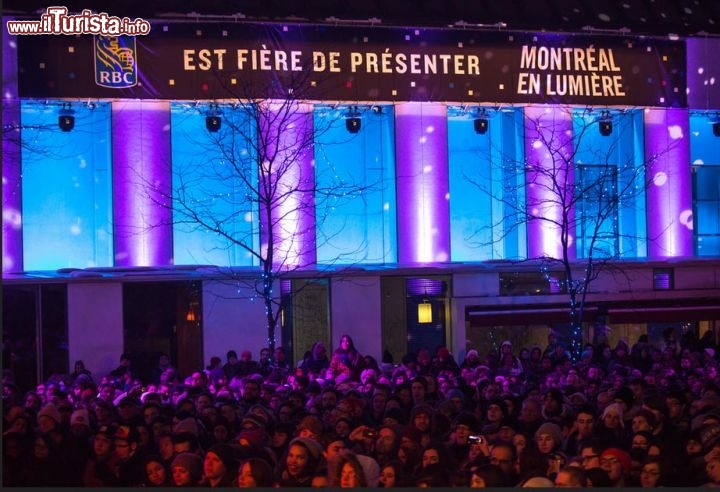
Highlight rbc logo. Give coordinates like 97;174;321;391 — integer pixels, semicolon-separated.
94;35;137;89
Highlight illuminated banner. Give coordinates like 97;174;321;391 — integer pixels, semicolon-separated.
16;22;687;107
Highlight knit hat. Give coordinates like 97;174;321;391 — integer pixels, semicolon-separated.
289;437;323;465
410;403;434;420
227;350;238;360
501;340;512;348
466;350;479;360
236;428;267;451
173;417;199;436
453;411;480;432
383;407;408;426
534;422;563;449
298;415;324;438
522;476;556;487
70;407;91;428
206;443;238;475
172;452;203;483
241;413;268;430
600;448;631;475
601;403;625;427
447;389;466;402
700;423;720;453
356;454;380;487
613;387;635;409
37;403;61;424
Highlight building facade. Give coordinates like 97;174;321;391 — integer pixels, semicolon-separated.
3;14;720;385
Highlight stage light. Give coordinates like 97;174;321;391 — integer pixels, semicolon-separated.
206;115;222;132
599;110;612;136
474;117;488;134
599;120;613;136
345;106;361;133
58;105;75;132
713;122;720;137
346;116;361;133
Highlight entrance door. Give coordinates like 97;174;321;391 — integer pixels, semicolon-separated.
122;281;203;383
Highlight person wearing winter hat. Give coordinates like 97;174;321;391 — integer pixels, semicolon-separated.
612;386;638;423
383;406;408;427
69;406;90;427
171;452;203;487
297;414;324;441
329;451;368;487
201;443;237;487
598;402;626;443
173;416;200;437
278;436;324;486
600;448;631;486
534;421;563;455
408;403;434;448
37;403;61;434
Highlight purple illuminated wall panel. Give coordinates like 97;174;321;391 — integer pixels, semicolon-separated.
524;106;576;260
2;24;22;273
645;108;693;258
112;101;173;266
259;103;316;269
395;103;450;264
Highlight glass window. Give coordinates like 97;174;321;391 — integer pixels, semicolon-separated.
693;166;720;255
573;109;646;259
576;164;619;257
170;103;258;266
690;112;720;256
21;101;113;269
314;105;397;265
448;107;526;261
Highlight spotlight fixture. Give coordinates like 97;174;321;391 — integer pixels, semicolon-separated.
345;106;361;133
599;110;613;136
58;104;75;132
205;104;222;132
713;122;720;137
474;117;488;134
206;115;222;132
473;107;488;134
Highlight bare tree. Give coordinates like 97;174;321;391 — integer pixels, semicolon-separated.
467;106;664;357
163;73;380;353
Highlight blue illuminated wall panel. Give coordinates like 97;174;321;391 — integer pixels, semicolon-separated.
448;107;526;261
690;112;720;256
573;109;647;258
21;101;113;270
170;103;258;266
314;106;397;265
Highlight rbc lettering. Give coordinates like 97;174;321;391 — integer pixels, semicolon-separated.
98;71;135;84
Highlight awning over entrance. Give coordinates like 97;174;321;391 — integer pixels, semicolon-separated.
466;298;720;326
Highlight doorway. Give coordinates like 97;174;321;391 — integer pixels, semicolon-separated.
122;281;203;383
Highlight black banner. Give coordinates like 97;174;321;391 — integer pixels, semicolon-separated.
16;22;687;107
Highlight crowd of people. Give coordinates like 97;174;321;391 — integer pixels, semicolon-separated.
3;329;720;488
